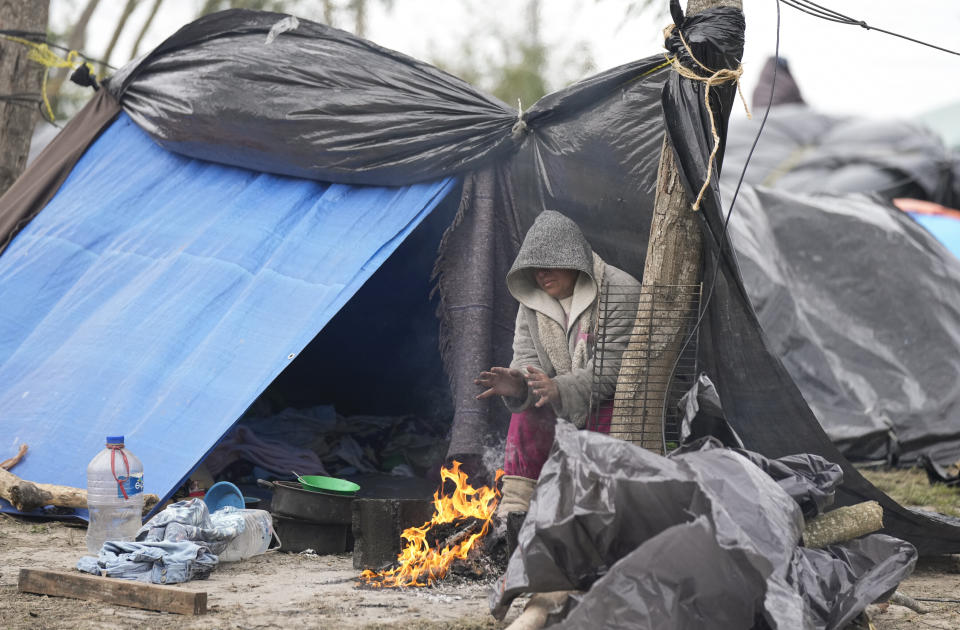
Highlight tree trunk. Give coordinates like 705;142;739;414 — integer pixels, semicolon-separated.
0;0;50;198
0;466;159;514
199;0;222;17
322;0;336;26
612;139;704;452
802;501;884;549
611;0;742;453
129;0;164;59
0;466;86;511
102;0;140;72
350;0;367;37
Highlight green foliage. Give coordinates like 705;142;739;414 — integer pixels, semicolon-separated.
491;42;549;108
860;467;960;518
431;0;595;108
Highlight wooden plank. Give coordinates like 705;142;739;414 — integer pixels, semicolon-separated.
18;568;207;615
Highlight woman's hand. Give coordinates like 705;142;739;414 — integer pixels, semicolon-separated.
524;366;559;408
475;367;526;400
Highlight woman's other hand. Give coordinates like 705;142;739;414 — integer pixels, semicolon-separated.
525;366;559;408
475;367;526;399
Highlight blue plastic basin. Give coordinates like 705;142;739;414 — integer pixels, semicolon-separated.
203;481;245;513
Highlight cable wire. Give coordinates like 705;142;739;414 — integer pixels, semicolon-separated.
0;29;118;70
0;93;42;104
659;0;782;452
781;0;960;57
0;29;45;41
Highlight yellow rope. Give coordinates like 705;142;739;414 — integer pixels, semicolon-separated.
642;58;673;77
0;35;97;122
663;26;751;211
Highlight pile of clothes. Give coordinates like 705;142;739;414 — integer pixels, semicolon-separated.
77;499;260;584
204;405;447;480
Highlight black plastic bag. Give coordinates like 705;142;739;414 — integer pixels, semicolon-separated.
490;423;916;629
679;373;744;448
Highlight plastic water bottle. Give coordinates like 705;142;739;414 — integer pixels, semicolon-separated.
86;435;144;553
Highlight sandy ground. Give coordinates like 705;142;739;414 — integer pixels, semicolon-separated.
1;515;959;629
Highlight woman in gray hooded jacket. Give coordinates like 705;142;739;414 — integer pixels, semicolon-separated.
475;210;641;514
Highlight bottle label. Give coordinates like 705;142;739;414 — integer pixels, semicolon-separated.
116;473;144;499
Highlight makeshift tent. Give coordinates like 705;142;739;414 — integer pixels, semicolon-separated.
725;186;960;464
723;104;958;205
733;58;960;204
2;8;960;554
718;59;960;466
916;101;960;150
894;197;960;260
0;110;457;513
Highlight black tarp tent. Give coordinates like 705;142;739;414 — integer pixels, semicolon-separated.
1;7;960;554
720;58;960;465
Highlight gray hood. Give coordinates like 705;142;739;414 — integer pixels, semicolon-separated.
507;211;598;328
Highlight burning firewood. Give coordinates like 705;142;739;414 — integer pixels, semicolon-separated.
434;519;482;551
358;461;503;588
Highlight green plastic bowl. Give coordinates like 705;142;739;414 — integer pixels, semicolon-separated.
297;475;360;495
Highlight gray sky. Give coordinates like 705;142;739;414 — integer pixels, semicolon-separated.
55;0;960;120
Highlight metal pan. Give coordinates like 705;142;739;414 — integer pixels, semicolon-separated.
258;479;353;525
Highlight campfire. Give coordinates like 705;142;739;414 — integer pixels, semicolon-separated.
359;461;504;587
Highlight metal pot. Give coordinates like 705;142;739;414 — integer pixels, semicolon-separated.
272;514;348;554
257;479;353;525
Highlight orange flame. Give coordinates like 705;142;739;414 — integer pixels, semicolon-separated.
359;461;504;588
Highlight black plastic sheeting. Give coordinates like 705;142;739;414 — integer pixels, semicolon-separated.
718;78;960;466
679;372;745;449
106;12;520;186
750;57;805;110
722;103;960;207
726;186;960;465
490;423;917;630
91;6;960;554
679;374;844;519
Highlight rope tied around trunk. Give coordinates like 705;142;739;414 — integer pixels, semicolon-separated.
663;24;751;211
0;34;99;122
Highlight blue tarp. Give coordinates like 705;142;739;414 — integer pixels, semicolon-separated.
908;212;960;261
0;113;456;516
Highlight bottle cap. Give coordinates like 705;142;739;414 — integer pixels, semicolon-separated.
106;435;124;445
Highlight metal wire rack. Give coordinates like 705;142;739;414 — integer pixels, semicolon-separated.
588;283;702;455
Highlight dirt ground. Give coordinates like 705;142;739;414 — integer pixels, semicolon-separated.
0;515;522;629
1;515;959;629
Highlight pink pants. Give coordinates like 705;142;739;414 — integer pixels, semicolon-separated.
503;401;613;479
